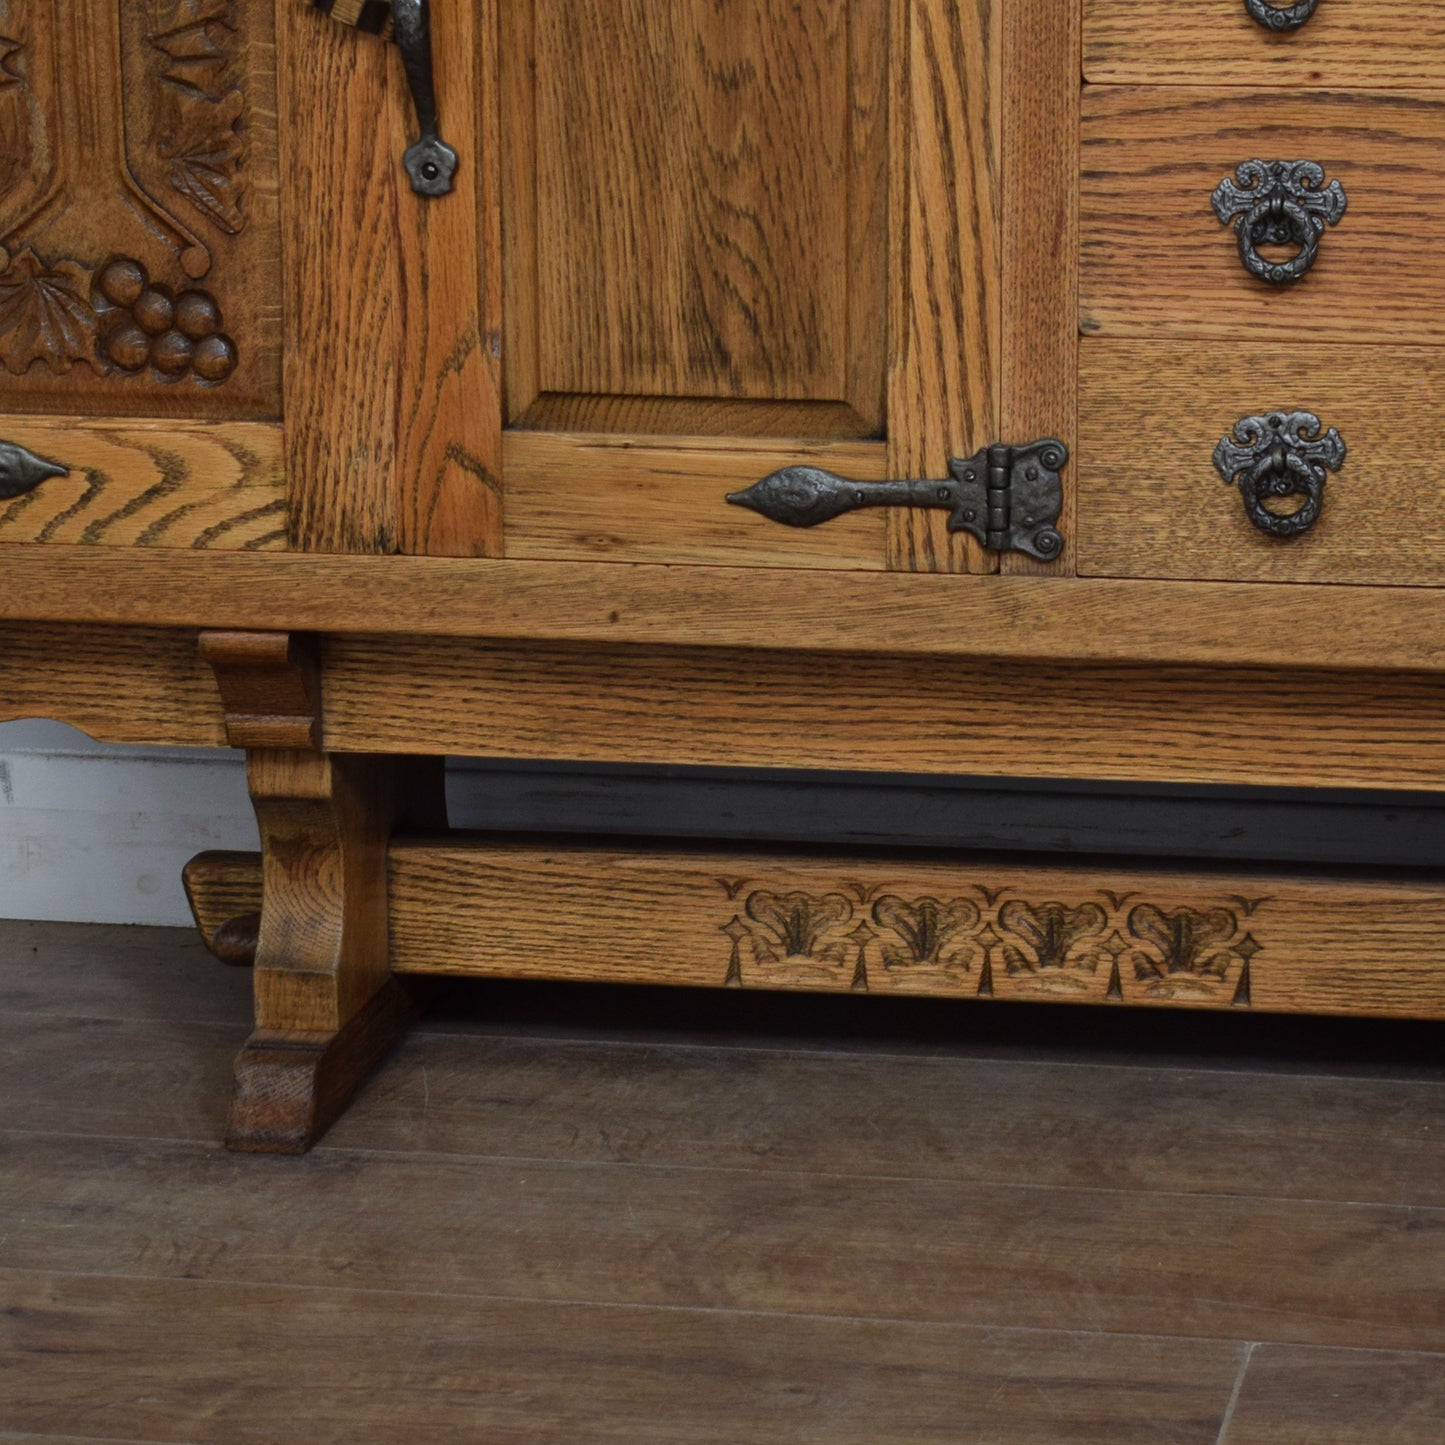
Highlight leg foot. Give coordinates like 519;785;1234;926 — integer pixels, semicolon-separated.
225;978;418;1153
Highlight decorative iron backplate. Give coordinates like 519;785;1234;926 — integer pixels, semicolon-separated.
0;439;68;499
727;439;1068;560
1244;0;1320;32
1213;410;1346;539
1212;160;1346;285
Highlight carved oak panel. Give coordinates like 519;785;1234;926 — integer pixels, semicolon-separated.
0;0;279;416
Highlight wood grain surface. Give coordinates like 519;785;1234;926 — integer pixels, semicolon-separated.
6;1123;1445;1349
0;416;285;549
1078;341;1445;585
1085;0;1445;89
6;916;1445;1437
388;838;1445;1018
182;850;263;967
1000;0;1078;578
885;0;998;573
278;0;502;555
503;430;887;567
1222;1345;1445;1444
325;636;1445;789
0;1270;1250;1445
15;550;1445;674
0;623;224;745
503;0;886;435
1081;88;1445;344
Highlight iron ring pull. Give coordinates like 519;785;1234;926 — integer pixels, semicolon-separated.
1212;160;1347;285
1244;0;1320;32
1213;411;1346;539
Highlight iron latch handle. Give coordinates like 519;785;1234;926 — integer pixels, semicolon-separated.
0;439;68;499
310;0;458;197
726;439;1068;561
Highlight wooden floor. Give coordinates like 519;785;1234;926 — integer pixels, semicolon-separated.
3;919;1444;1442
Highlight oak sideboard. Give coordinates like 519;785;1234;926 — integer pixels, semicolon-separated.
5;0;1445;1151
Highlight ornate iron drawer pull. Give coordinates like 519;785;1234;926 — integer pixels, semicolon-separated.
311;0;457;197
1244;0;1320;32
1212;161;1346;285
0;439;68;499
727;439;1067;561
1213;411;1345;538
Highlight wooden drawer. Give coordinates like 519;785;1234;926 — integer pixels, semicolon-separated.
1085;0;1445;88
1081;88;1445;344
1077;341;1445;586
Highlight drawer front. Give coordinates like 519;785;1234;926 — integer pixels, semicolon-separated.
1085;0;1445;88
1081;88;1445;345
1077;342;1445;586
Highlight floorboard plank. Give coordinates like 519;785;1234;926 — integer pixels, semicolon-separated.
0;1270;1244;1444
6;1013;1443;1210
3;1132;1444;1350
1222;1344;1445;1444
0;921;250;1025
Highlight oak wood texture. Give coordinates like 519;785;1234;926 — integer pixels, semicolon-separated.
1000;0;1078;579
326;636;1445;790
227;977;418;1154
227;747;427;1151
502;0;887;440
15;549;1445;674
0;0;281;416
502;430;887;567
0;416;285;549
1078;341;1445;585
0;623;225;746
1085;0;1445;89
182;850;263;967
278;0;502;555
1080;88;1445;345
885;0;998;573
199;630;321;749
388;837;1445;1018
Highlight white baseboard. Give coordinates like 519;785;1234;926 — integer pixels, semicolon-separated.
0;721;257;927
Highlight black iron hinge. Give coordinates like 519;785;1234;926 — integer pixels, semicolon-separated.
726;439;1067;561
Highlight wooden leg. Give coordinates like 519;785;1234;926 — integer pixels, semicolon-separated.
199;629;445;1153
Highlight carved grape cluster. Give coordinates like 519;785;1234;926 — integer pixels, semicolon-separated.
92;258;238;383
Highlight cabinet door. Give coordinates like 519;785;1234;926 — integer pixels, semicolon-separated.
0;0;285;550
288;0;1076;576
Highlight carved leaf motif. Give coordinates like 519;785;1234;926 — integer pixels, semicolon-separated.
743;890;853;965
160;88;246;233
872;895;980;972
997;900;1108;975
1126;905;1240;981
0;251;97;374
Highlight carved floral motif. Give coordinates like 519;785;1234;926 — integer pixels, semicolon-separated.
720;881;1264;1006
0;1;248;381
149;0;248;235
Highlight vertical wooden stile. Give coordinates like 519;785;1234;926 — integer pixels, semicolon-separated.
279;0;504;556
1000;0;1079;577
886;0;1001;574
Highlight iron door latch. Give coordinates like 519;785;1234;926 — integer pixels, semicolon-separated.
726;439;1068;561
